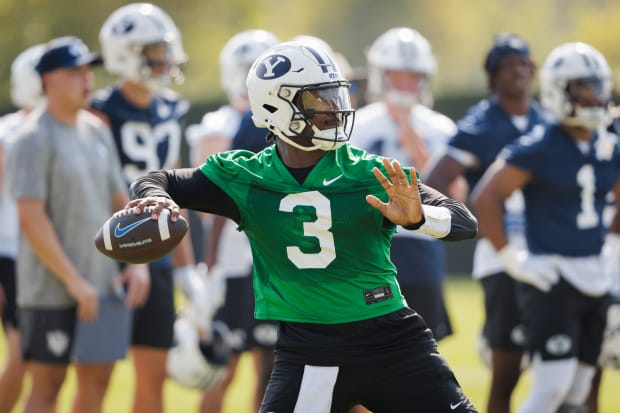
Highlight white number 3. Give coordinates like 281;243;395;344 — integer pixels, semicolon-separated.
279;191;336;269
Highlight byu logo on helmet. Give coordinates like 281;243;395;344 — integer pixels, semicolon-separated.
112;18;135;34
256;55;291;79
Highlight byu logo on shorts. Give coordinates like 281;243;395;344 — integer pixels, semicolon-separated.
256;54;291;79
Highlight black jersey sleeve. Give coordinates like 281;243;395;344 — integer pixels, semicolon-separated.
129;168;241;223
403;182;478;241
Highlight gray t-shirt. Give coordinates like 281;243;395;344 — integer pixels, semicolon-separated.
8;108;126;308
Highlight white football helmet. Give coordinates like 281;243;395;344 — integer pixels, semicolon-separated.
599;301;620;369
540;42;613;130
167;315;231;390
99;3;186;86
366;27;437;106
220;29;280;109
11;44;46;109
246;41;354;152
291;35;334;55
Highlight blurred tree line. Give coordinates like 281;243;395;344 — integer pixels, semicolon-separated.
1;0;620;123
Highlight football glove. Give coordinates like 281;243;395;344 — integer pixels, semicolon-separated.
498;245;559;292
601;233;620;296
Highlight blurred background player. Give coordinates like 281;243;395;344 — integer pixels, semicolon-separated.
185;28;280;413
473;41;619;413
8;35;149;413
0;43;45;413
351;27;458;342
92;4;206;412
426;33;548;413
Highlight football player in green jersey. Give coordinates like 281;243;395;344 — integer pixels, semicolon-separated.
127;41;479;412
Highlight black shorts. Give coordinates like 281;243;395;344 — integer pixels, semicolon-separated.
131;262;175;348
480;272;526;351
215;275;277;353
0;257;17;329
19;307;76;364
517;278;610;364
261;308;478;413
400;284;453;341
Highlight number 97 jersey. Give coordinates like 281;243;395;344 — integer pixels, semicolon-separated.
503;123;620;256
91;86;190;183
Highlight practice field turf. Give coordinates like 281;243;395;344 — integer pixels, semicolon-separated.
2;276;619;412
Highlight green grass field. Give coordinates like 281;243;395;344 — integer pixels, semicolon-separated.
2;277;620;412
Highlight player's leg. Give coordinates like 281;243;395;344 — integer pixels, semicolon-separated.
516;279;598;413
130;261;175;413
72;363;115;413
481;273;526;413
0;325;26;413
564;293;609;413
0;257;26;413
72;292;131;413
199;354;242;413
399;283;453;341
24;362;68;413
131;346;168;413
585;368;601;413
356;326;477;413
200;276;253;413
249;328;276;410
19;307;75;413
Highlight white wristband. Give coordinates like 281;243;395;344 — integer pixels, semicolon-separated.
413;205;451;238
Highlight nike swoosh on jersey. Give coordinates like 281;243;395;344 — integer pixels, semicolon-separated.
450;400;465;410
322;174;344;186
114;217;153;238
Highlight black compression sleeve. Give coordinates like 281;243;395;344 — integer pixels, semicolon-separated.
129;168;241;223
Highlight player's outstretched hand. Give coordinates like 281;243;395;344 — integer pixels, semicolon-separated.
366;158;423;226
125;196;181;222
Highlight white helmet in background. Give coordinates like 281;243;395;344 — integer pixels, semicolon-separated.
246;41;354;152
540;42;613;130
99;2;186;86
11;44;46;109
167;315;231;390
366;27;437;107
220;29;280;109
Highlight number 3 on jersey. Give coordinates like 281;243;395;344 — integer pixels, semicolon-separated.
279;191;336;269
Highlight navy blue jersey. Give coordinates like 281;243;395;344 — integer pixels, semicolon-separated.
504;123;620;256
230;111;270;153
449;97;549;189
91;86;190;183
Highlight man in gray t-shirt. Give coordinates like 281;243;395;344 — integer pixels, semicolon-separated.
6;36;149;413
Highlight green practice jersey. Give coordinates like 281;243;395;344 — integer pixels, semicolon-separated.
201;144;409;324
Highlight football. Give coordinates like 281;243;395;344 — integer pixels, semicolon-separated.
95;206;188;264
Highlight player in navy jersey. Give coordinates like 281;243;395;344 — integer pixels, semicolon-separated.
185;29;280;413
126;41;479;413
426;33;549;413
351;27;458;343
91;4;203;413
473;42;620;413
